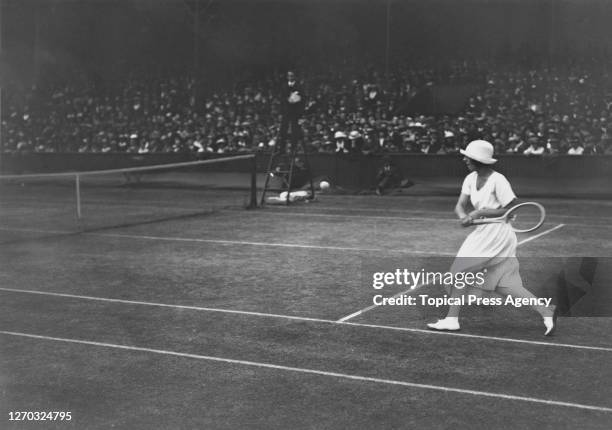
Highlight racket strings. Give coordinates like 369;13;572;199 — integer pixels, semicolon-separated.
508;204;545;232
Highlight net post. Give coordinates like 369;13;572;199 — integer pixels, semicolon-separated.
75;174;82;219
247;154;258;209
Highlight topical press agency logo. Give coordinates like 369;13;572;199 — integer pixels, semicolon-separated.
371;292;553;309
364;257;612;314
369;268;553;308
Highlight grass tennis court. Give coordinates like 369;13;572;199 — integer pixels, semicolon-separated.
1;182;612;429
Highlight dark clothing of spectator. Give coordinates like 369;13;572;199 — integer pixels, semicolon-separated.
278;75;305;154
376;159;402;195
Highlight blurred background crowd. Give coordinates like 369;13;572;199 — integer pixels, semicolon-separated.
3;0;612;157
4;58;612;156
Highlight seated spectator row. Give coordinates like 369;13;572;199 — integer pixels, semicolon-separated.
3;58;612;155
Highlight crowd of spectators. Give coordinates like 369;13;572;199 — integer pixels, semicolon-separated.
3;58;612;156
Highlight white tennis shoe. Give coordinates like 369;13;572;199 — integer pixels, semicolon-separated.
427;318;460;331
543;305;558;336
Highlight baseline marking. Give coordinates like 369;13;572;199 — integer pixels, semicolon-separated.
2;287;611;353
1;330;611;413
338;223;566;322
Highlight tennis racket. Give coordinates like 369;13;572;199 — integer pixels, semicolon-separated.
471;202;546;233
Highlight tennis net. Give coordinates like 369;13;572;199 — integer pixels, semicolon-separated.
0;155;257;233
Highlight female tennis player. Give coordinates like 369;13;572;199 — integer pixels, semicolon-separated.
427;140;557;335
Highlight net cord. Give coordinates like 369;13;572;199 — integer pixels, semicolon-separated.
0;154;255;180
0;154;258;219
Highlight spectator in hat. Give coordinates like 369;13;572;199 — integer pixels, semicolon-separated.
348;130;364;153
334;131;349;153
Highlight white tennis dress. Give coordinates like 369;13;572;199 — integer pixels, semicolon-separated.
451;171;520;290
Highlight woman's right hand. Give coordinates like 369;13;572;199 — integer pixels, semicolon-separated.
460;215;473;227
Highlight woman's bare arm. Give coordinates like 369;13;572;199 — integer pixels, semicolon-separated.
455;193;473;226
469;199;518;220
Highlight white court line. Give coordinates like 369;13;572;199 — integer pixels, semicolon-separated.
308;204;612;223
247;209;610;228
250;209;455;222
0;287;331;325
283;210;605;225
95;232;453;255
2;287;611;353
1;330;611;413
313;198;612;212
338;223;566;322
0;226;453;255
337;299;405;323
0;224;571;255
517;224;565;246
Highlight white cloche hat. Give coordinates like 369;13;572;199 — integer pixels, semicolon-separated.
460;139;497;164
